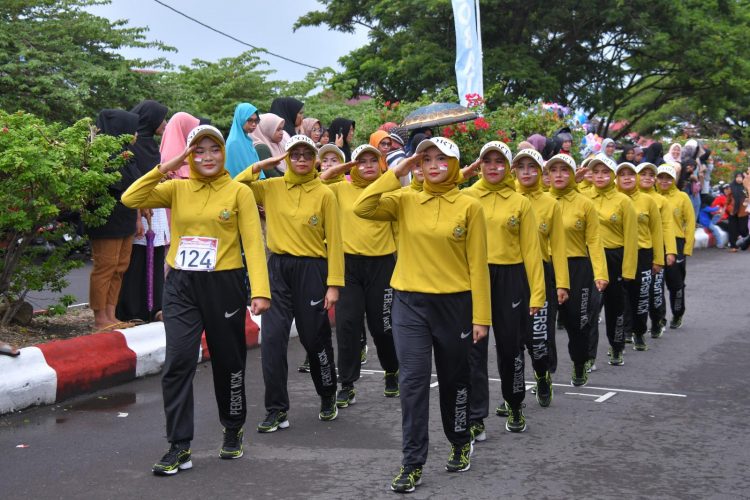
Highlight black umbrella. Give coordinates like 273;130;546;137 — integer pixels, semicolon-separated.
400;103;478;130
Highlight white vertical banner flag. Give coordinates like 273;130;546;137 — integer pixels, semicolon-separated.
452;0;483;106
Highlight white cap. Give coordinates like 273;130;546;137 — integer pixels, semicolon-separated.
588;153;617;173
351;144;382;161
512;148;544;168
318;144;345;161
186;125;224;147
546;153;577;172
635;162;658;174
616;162;637;174
479;141;513;165
285;134;317;153
657;164;677;179
414;137;460;160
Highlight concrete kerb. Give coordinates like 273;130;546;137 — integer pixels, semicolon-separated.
0;307;267;415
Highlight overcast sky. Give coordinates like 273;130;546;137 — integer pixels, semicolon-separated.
87;0;370;82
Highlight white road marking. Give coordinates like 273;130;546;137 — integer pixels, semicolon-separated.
359;369;687;398
595;391;617;403
565;392;599;398
429;382;439;388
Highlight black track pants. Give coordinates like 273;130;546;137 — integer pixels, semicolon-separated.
664;238;687;320
525;261;555;374
261;254;337;413
470;264;528;420
392;290;472;467
161;268;248;443
649;266;666;330
559;257;599;366
336;254;399;385
589;247;627;355
624;248;653;336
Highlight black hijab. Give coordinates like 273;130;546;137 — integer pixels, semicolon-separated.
730;171;747;215
617;145;634;164
129;100;168;175
87;109;141;239
329;117;356;161
643;142;663;164
270;97;304;137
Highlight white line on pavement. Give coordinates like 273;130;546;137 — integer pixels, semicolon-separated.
359;369;687;398
595;392;617;402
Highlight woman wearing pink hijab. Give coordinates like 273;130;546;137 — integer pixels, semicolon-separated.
250;113;287;176
160;112;200;180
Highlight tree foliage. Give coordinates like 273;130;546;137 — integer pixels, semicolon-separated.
0;0;171;123
0;110;127;325
296;0;750;141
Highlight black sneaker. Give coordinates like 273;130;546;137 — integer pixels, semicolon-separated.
670;317;683;329
633;334;648;351
336;385;356;408
469;420;486;444
651;323;665;339
445;442;472;472
571;363;588;387
608;347;624;366
495;400;510;417
257;410;289;433
391;465;423;493
219;427;243;459
298;355;310;373
505;405;527;433
535;371;553;407
384;371;400;397
152;442;192;476
319;395;338;421
360;345;368;365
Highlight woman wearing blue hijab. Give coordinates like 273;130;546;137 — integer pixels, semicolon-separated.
226;103;262;178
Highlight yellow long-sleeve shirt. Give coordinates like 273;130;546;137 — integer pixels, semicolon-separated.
641;187;678;256
353;170;491;325
234;169;345;286
519;189;571;290
659;186;696;256
327;180;396;256
121;167;271;298
590;185;638;279
464;183;546;308
550;189;609;282
620;188;665;266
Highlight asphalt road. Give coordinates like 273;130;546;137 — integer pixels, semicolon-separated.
1;249;748;499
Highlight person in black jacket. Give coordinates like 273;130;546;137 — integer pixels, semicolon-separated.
87;109;142;329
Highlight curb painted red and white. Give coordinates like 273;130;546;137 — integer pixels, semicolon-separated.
0;307;262;415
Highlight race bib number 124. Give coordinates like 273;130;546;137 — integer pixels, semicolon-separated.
175;236;218;271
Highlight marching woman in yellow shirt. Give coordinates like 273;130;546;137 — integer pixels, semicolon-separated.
656;164;695;329
513;148;570;398
547;154;608;387
235;135;345;429
354;137;490;493
588;155;638;367
616;162;664;351
319;144;400;406
122;125;271;475
637;163;677;338
463;142;545;437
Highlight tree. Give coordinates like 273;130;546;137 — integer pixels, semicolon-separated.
0;110;127;325
296;0;750;139
0;0;171;123
156;51;284;133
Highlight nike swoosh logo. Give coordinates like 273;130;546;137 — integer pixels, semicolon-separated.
224;308;240;318
676;259;685;263
460;331;472;339
512;300;522;309
310;299;324;306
